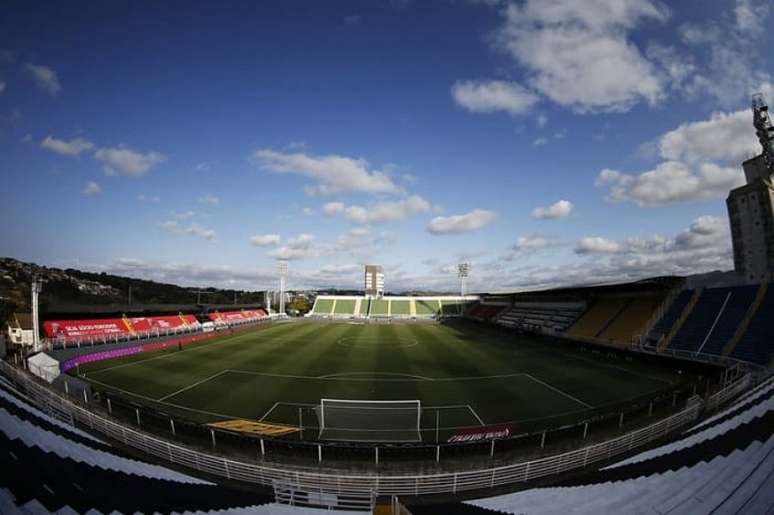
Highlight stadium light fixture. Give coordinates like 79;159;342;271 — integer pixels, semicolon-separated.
278;260;288;315
31;277;43;352
457;262;470;297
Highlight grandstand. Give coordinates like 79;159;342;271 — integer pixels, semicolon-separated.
1;272;771;514
467;282;773;368
43;314;203;346
497;301;585;334
309;295;475;319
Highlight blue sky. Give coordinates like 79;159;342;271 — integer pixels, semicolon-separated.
1;0;772;292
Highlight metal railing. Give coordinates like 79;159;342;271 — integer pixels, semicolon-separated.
706;373;752;411
0;360;746;498
45;324;204;351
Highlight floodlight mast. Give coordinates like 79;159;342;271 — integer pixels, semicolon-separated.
752;93;774;175
457;262;470;297
278;260;288;315
31;277;43;352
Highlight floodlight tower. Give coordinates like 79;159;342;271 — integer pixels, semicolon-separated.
752;93;774;175
278;260;288;315
457;263;470;297
31;277;43;352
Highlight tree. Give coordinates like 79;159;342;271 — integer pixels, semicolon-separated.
287;296;312;315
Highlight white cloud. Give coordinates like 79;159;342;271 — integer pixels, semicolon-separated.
575;236;622;254
254;149;400;196
82;181;100;196
659;110;759;164
269;233;319;260
532;137;549;147
734;0;770;35
532;199;574;219
536;113;548;128
513;235;549;251
576;215;729;257
596;109;753;207
94;258;277;290
94;146;166;177
451;80;539;116
427;209;496;235
250;234;281;247
159;220;216;241
676;2;770;107
198;194;220;205
322;202;345;216
597;162;744;207
137;194;160;203
322;195;431;225
173;210;195;220
25;64;61;95
492;0;669;113
40;136;94;156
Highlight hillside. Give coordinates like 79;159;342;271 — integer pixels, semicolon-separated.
0;257;265;323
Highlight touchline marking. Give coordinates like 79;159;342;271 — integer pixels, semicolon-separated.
84;325;311;376
522;373;593;409
228;369;529;382
157;370;230;402
562;350;675;385
86;377;243;421
87;331;261;375
317;372;434;381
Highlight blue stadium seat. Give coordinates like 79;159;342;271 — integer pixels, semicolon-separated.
696;285;758;357
731;284;774;366
646;290;693;347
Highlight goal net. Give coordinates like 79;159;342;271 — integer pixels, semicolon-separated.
316;399;422;442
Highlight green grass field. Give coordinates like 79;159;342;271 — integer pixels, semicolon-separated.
77;320;686;441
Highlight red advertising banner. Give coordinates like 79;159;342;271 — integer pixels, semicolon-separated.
43;318;129;339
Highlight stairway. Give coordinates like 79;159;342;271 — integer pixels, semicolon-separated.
658;288;702;352
723;282;768;357
594;299;632;338
121;315;136;335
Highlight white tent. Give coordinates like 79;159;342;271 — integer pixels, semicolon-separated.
27;352;60;383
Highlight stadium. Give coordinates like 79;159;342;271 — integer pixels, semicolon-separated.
2;2;774;514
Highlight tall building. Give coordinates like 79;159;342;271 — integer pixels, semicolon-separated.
364;265;384;297
726;94;774;284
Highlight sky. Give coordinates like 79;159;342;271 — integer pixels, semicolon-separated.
1;0;772;293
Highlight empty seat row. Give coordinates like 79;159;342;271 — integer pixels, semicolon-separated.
497;303;584;333
730;285;774;365
468;377;774;515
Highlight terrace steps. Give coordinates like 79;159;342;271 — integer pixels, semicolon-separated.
658;288;702;352
723;282;768;358
594;299;632;338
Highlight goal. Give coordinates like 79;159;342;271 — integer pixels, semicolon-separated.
316;399;422;442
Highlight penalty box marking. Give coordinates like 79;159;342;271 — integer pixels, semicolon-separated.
155;369;592;414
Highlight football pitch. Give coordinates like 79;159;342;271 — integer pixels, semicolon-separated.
77;320;687;441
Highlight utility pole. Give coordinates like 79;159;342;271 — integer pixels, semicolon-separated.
193;290;208;305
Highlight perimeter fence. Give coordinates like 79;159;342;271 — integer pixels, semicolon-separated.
0;360;752;498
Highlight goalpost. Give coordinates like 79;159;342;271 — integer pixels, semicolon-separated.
317;399;422;443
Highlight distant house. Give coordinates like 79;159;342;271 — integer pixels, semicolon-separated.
7;313;34;346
